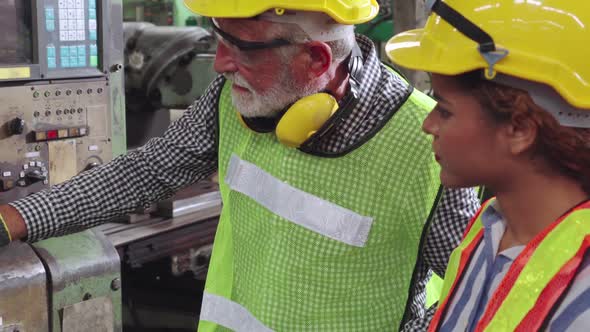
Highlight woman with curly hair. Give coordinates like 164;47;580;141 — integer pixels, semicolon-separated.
387;0;590;330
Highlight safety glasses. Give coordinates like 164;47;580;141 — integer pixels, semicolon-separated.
211;19;293;52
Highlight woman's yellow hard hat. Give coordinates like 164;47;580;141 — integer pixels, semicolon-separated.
386;0;590;109
183;0;379;25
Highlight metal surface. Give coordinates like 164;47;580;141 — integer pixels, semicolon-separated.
61;297;115;332
0;242;49;332
107;0;128;157
33;229;122;332
98;194;221;247
156;190;221;218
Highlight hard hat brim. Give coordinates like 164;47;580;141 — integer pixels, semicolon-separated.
386;28;486;77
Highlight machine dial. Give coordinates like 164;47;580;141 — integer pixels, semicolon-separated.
8;117;25;136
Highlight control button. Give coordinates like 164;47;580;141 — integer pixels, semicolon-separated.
89;44;98;56
55;90;61;96
90;56;98;67
63;109;69;114
20;171;25;178
45;7;55;20
44;91;51;97
33;111;40;117
35;131;47;141
97;88;103;94
56;109;62;115
45;110;52;116
8;118;25;136
70;56;79;67
70;108;76;114
69;128;79;136
48;57;57;69
33;91;40;98
66;90;72;95
46;130;58;140
60;46;70;57
89;0;96;9
58;129;69;138
78;56;86;67
23;164;29;170
47;46;56;57
89;30;97;41
79;127;87;135
78;45;86;56
61;57;70;68
46;19;55;32
77;107;83;113
29;161;36;167
87;88;92;94
89;8;96;19
69;45;78;57
77;89;83;95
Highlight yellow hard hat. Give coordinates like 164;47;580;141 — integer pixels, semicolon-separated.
386;0;590;109
183;0;379;25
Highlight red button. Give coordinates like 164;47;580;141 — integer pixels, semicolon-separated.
46;130;58;140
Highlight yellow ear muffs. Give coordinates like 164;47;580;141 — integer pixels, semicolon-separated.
275;93;339;148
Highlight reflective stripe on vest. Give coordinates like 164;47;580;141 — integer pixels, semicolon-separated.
200;292;274;332
430;199;590;332
225;154;374;247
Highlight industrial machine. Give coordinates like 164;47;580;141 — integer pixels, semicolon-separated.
0;1;221;331
123;21;216;147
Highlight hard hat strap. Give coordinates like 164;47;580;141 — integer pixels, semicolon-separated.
428;0;509;78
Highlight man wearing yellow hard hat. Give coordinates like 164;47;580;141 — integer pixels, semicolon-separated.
0;0;480;330
180;1;479;331
387;0;590;331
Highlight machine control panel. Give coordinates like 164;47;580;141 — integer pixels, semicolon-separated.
43;0;100;69
0;80;112;204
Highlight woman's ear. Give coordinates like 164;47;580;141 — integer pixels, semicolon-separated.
502;113;539;156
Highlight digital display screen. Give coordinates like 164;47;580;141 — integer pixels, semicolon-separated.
0;0;33;65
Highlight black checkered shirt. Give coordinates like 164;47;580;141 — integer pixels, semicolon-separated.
11;35;479;331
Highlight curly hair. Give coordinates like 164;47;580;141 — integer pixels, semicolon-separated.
457;71;590;194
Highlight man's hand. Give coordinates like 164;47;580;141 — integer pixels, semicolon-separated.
0;205;27;246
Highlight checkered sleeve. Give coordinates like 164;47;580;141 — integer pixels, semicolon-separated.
402;305;437;332
10;76;226;243
402;187;480;331
424;187;480;277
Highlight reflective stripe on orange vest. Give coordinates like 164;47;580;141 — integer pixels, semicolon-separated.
430;199;590;332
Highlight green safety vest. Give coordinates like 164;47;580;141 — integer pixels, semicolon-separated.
430;199;590;332
199;79;441;331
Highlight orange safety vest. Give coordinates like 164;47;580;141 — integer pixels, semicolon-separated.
429;198;590;332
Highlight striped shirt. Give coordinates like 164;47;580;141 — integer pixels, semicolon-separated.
440;201;590;331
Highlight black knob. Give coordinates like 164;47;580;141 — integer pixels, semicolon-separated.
8;118;25;135
24;170;46;185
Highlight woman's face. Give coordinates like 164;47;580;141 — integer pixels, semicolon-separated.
422;74;508;188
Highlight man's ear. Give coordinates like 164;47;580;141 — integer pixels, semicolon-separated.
502;113;539;156
304;41;332;78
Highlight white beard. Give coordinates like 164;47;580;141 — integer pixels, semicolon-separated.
224;68;325;118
